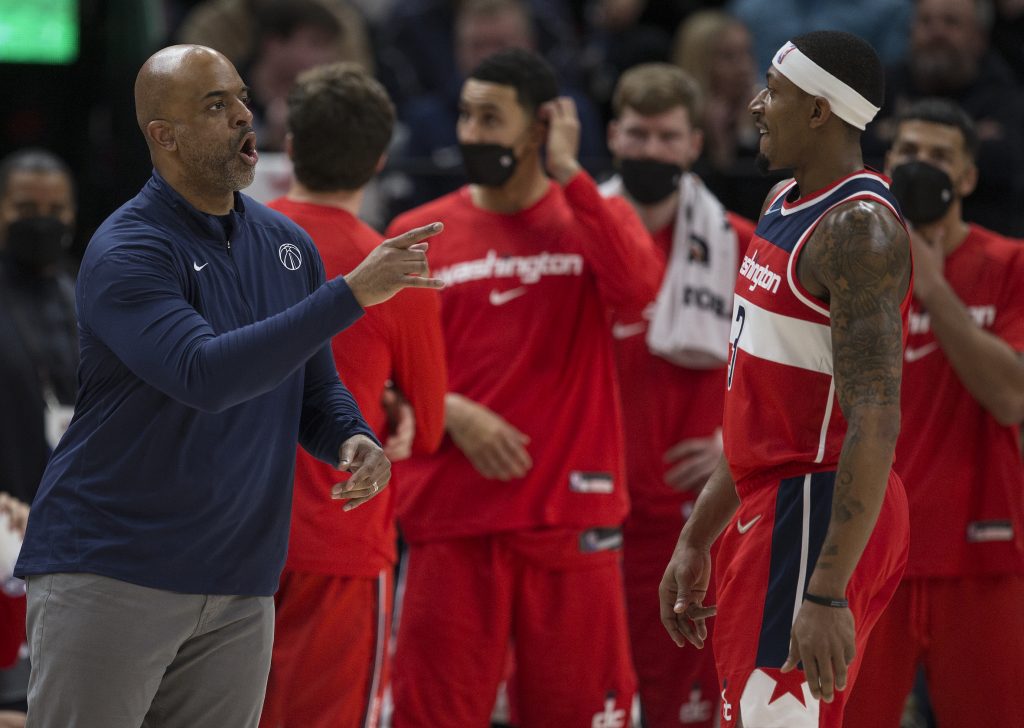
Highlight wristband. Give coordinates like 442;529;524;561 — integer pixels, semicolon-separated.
803;592;849;608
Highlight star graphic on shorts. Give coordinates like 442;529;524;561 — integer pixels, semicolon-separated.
767;670;807;707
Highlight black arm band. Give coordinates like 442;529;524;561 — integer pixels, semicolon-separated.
804;592;849;608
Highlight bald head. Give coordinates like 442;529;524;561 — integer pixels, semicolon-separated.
134;45;239;134
133;45;257;212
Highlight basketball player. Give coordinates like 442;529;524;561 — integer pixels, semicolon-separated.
387;48;661;726
660;31;912;728
259;63;447;728
602;63;754;728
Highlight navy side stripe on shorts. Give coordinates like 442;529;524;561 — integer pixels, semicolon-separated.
755;471;836;667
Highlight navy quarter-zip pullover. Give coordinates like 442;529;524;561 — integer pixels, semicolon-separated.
16;171;377;596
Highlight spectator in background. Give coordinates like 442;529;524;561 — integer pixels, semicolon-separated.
846;98;1024;728
992;0;1024;83
600;63;754;728
383;0;605;218
175;0;374;75
241;1;345;152
863;0;1024;236
375;0;579;107
671;10;772;220
0;149;76;717
672;11;757;176
726;0;911;71
259;62;447;728
387;48;661;726
0;149;78;507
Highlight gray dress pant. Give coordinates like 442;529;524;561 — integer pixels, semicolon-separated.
24;573;273;728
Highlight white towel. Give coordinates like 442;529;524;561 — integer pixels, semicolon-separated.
601;173;738;368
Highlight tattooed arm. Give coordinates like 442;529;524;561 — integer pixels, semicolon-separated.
780;200;911;702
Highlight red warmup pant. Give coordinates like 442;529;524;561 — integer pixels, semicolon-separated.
260;569;391;728
713;470;908;728
391;529;636;728
844;574;1024;727
622;524;719;728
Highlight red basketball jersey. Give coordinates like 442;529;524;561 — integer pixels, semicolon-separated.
723;171;910;483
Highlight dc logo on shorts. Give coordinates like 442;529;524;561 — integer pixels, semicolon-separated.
279;243;302;271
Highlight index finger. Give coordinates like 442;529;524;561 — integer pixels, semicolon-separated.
384;222;443;249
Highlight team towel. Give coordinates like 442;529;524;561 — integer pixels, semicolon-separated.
601;173;738;367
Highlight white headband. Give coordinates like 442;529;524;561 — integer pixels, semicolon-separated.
771;41;880;131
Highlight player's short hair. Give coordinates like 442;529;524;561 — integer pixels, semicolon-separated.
897;98;979;160
0;148;73;201
612;63;704;128
287;62;394;191
468;48;559;116
790;31;885;109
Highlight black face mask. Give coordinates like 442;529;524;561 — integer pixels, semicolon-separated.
619;158;683;204
890;160;955;225
460;143;518;187
5;216;71;272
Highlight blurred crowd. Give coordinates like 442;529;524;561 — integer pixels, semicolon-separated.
3;0;1024;246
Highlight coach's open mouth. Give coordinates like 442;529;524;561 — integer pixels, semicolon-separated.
239;133;258;166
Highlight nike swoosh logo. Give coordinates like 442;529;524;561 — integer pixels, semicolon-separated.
611;321;647;340
737;515;762;534
193;261;208;271
904;342;939;363
489;287;527;306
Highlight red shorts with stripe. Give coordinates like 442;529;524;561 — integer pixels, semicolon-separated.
391;529;636;728
622;523;719;728
844;574;1024;727
259;569;391;728
713;469;908;728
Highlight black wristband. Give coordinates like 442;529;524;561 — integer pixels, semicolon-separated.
804;592;849;608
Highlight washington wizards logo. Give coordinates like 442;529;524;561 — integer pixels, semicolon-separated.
279;243;302;271
776;43;797;65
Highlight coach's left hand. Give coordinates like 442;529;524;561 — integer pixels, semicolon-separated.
332;434;391;511
781;601;855;703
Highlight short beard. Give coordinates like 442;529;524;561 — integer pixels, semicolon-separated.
756;153;772;176
177;127;256;198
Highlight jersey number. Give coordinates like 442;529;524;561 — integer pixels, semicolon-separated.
727;304;746;390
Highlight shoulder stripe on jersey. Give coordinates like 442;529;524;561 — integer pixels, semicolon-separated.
733;294;833;374
785;191;905;318
779;171;890;216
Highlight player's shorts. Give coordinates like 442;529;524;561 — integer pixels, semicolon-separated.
391;528;636;728
259;569;391;728
844;573;1024;727
713;469;908;728
622;522;719;728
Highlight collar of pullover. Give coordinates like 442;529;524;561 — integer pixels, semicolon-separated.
146;169;248;245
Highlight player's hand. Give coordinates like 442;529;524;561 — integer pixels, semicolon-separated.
539;98;582;184
345;222;445;307
445;393;532;481
781;601;856;703
382;388;415;462
907;226;946;304
664;429;723;492
332;434;391;511
659;541;717;649
0;493;29;538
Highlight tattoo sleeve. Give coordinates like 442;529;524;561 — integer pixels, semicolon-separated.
801;200;910;590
